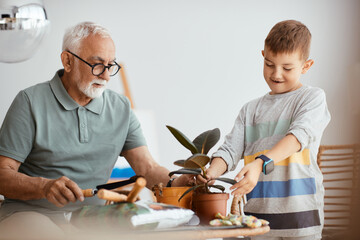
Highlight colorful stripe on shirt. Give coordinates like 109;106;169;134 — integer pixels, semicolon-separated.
244;149;310;166
244;210;321;229
245;119;291;143
247;178;316;199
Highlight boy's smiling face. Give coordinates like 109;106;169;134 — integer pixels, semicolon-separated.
262;48;314;95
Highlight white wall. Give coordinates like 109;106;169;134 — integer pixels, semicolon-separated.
0;0;359;173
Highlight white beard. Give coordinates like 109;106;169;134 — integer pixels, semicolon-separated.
79;79;107;99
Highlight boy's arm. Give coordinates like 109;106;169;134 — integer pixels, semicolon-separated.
229;133;301;196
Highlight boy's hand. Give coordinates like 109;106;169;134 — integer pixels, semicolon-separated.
230;158;263;196
196;167;216;185
197;157;228;185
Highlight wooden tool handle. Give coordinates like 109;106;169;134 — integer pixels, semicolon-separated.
126;177;146;203
97;189;128;202
82;189;95;197
119;64;135;109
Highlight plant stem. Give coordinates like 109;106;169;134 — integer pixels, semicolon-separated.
205;182;210;193
202;166;207;179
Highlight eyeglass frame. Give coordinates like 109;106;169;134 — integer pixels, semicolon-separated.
66;50;121;77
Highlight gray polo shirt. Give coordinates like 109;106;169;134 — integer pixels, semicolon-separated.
0;70;146;219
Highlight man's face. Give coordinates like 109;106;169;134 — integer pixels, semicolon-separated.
72;34;116;99
262;48;311;95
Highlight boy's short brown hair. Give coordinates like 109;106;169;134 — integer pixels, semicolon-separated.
265;20;311;61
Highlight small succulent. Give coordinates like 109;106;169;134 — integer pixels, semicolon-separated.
166;125;236;201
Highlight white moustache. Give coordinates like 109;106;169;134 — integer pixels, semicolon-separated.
92;79;107;87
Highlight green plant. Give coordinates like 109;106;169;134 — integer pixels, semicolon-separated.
166;125;236;201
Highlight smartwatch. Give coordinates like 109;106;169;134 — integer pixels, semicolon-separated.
256;154;274;175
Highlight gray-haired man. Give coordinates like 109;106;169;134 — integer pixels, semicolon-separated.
0;22;188;237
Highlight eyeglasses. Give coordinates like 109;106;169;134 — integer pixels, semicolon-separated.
67;50;121;76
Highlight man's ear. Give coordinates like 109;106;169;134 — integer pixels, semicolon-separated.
61;51;73;72
301;59;314;74
261;50;265;57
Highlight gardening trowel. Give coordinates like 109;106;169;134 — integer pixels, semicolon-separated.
82;175;146;202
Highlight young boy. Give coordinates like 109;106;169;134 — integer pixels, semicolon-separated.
204;20;331;239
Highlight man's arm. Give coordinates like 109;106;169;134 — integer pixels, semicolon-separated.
122;146;192;188
0;155;84;207
229;133;301;196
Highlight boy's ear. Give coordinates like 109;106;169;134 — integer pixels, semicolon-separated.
301;59;314;74
261;50;265;57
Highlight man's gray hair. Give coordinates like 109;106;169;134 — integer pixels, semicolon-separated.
62;22;111;52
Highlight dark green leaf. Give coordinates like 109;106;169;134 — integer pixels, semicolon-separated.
193;128;220;154
178;184;205;202
169;168;202;177
166;125;199;154
209;184;225;192
186;154;210;168
173;160;186;167
214;177;237;185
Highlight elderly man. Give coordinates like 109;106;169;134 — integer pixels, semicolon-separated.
0;22;186;236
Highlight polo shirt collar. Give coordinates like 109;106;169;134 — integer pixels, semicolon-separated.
50;69;103;115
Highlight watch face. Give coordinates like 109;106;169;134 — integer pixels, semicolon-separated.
265;160;274;174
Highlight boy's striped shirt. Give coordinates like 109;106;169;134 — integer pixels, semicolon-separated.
213;85;330;237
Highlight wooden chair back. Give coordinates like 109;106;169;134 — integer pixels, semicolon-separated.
317;144;360;230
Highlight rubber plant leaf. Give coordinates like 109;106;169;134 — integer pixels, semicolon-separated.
208;184;225;192
168;168;202;178
192;128;220;154
185;153;210;169
178;184;205;202
173;160;186;167
214;177;237;185
166;125;198;154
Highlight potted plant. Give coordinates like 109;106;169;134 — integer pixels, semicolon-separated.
164;125;236;225
153;184;194;209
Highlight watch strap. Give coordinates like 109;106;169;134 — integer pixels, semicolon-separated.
256;154;273;174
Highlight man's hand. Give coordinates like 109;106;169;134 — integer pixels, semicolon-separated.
229;158;263;196
171;174;196;187
0;156;84;205
42;176;84;208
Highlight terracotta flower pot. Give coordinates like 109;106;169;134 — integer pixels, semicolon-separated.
192;192;229;225
154;186;193;209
